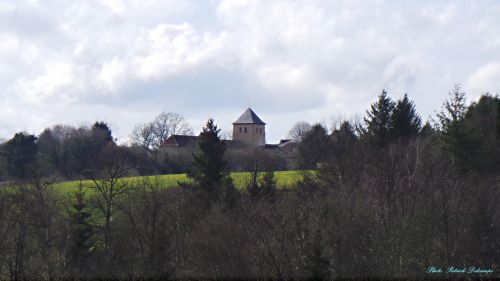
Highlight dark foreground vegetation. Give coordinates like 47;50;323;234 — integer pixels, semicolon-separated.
1;85;500;280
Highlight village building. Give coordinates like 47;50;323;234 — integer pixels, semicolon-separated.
160;135;199;150
160;108;298;168
232;108;266;146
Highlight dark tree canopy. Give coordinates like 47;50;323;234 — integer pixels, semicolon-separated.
331;121;357;148
1;132;38;179
33;123;121;178
92;121;114;142
391;94;422;138
420;121;435;137
457;94;500;172
364;90;395;145
298;123;330;169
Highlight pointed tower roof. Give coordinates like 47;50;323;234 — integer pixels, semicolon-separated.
233;108;266;125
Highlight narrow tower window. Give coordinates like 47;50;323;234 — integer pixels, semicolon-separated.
244;127;247;133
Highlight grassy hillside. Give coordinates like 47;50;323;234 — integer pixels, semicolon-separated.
53;170;309;197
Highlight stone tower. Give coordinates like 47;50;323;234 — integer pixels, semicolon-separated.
232;108;266;146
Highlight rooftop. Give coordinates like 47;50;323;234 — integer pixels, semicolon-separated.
161;135;199;147
233;108;266;125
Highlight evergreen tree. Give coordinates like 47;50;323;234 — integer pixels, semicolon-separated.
391;94;422;138
435;85;475;168
190;119;229;202
298;124;330;169
435;84;467;132
364;90;395;145
458;94;500;172
68;183;94;279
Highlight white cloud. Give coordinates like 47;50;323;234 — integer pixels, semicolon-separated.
98;57;129;93
1;0;500;143
99;0;125;15
465;62;500;95
256;64;311;91
132;23;225;81
14;62;74;104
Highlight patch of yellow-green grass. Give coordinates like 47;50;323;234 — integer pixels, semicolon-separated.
52;170;313;198
53;173;189;198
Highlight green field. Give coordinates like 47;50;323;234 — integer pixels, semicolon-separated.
53;170;310;197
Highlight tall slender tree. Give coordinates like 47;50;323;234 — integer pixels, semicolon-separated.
190;119;228;203
68;182;94;279
435;85;473;167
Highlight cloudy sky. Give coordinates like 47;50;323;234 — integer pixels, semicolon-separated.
1;0;500;143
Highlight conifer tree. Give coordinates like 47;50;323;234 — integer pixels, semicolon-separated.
435;85;473;167
435;85;467;132
68;182;94;279
391;94;422;138
364;90;395;145
190;119;231;203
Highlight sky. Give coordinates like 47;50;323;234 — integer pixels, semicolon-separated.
1;0;500;144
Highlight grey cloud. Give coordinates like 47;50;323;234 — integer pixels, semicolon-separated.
1;0;500;143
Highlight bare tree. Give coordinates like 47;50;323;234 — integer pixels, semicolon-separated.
117;177;174;279
38;124;73;174
152;112;193;146
131;123;156;152
287;121;311;140
131;112;193;151
89;144;133;251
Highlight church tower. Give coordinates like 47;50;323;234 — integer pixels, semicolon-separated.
232;108;266;146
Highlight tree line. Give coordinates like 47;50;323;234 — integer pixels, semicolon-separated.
0;113;195;181
1;85;500;279
0;110;287;181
